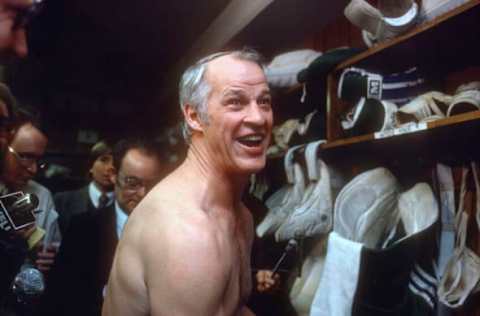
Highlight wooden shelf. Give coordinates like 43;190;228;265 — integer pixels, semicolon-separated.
284;1;480;98
335;0;480;73
325;1;480;143
319;111;480;166
323;110;480;149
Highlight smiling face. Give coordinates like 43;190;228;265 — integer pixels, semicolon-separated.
194;55;273;175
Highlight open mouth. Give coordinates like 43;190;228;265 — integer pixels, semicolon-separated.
237;134;265;148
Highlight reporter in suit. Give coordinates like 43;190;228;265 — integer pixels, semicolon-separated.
39;138;164;316
54;140;115;236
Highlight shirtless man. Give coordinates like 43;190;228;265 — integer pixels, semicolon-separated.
103;49;273;316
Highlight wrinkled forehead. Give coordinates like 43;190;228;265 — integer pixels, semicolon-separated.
11;124;48;152
205;55;268;89
120;149;160;178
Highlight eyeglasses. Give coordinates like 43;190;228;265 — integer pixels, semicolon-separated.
12;0;45;30
116;172;157;192
8;146;47;170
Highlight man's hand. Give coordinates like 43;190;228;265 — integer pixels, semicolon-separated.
14;224;36;240
35;243;59;273
255;270;280;293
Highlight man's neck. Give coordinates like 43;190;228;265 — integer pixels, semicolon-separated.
92;181;111;194
179;144;249;213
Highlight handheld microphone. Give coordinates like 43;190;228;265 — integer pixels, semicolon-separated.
271;239;298;274
12;264;45;304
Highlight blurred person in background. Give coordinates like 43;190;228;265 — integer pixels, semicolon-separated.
55;140;115;236
0;83;17;153
40;138;164;316
0;109;60;275
0;0;49;304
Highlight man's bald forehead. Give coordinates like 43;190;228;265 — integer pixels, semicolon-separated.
13;122;46;142
204;54;264;83
205;54;242;72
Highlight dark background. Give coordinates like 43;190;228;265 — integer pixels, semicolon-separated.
2;0;346;188
7;0;346;138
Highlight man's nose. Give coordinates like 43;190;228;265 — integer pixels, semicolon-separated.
13;28;28;58
136;186;147;198
26;161;38;175
244;103;268;125
106;162;115;174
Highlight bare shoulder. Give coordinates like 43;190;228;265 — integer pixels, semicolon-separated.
105;180;216;315
126;188;230;314
139;199;223;270
124;177;224;272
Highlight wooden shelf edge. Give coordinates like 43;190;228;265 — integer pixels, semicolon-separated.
284;2;480;98
322;134;374;149
335;0;480;71
427;109;480;128
321;110;480;150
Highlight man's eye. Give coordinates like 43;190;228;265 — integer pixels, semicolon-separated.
18;153;33;160
126;177;140;185
99;156;112;163
228;99;242;106
259;97;272;107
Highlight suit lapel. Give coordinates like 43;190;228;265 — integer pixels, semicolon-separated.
97;205;119;286
81;185;96;213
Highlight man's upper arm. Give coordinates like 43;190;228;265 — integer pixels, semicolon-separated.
145;224;228;316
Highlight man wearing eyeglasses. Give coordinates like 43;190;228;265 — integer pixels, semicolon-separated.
40;138;164;316
0;113;61;274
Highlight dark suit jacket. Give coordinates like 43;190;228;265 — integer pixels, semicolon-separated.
40;205;118;316
54;185;96;236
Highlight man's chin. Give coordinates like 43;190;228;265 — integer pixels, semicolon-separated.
126;202;140;213
235;158;267;175
101;182;114;191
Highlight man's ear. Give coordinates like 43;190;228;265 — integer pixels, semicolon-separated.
183;103;205;134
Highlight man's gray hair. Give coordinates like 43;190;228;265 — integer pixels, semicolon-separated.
178;48;265;142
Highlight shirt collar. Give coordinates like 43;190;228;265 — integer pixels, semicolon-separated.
88;182;114;208
114;201;128;239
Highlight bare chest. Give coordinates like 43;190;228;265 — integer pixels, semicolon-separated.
215;212;254;313
222;232;252;312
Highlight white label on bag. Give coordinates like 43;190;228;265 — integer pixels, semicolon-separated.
374;122;427;139
367;74;383;100
374;129;395;139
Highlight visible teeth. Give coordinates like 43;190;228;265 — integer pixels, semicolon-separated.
241;135;263;141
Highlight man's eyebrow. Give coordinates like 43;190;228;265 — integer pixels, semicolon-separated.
222;89;246;97
258;89;272;97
